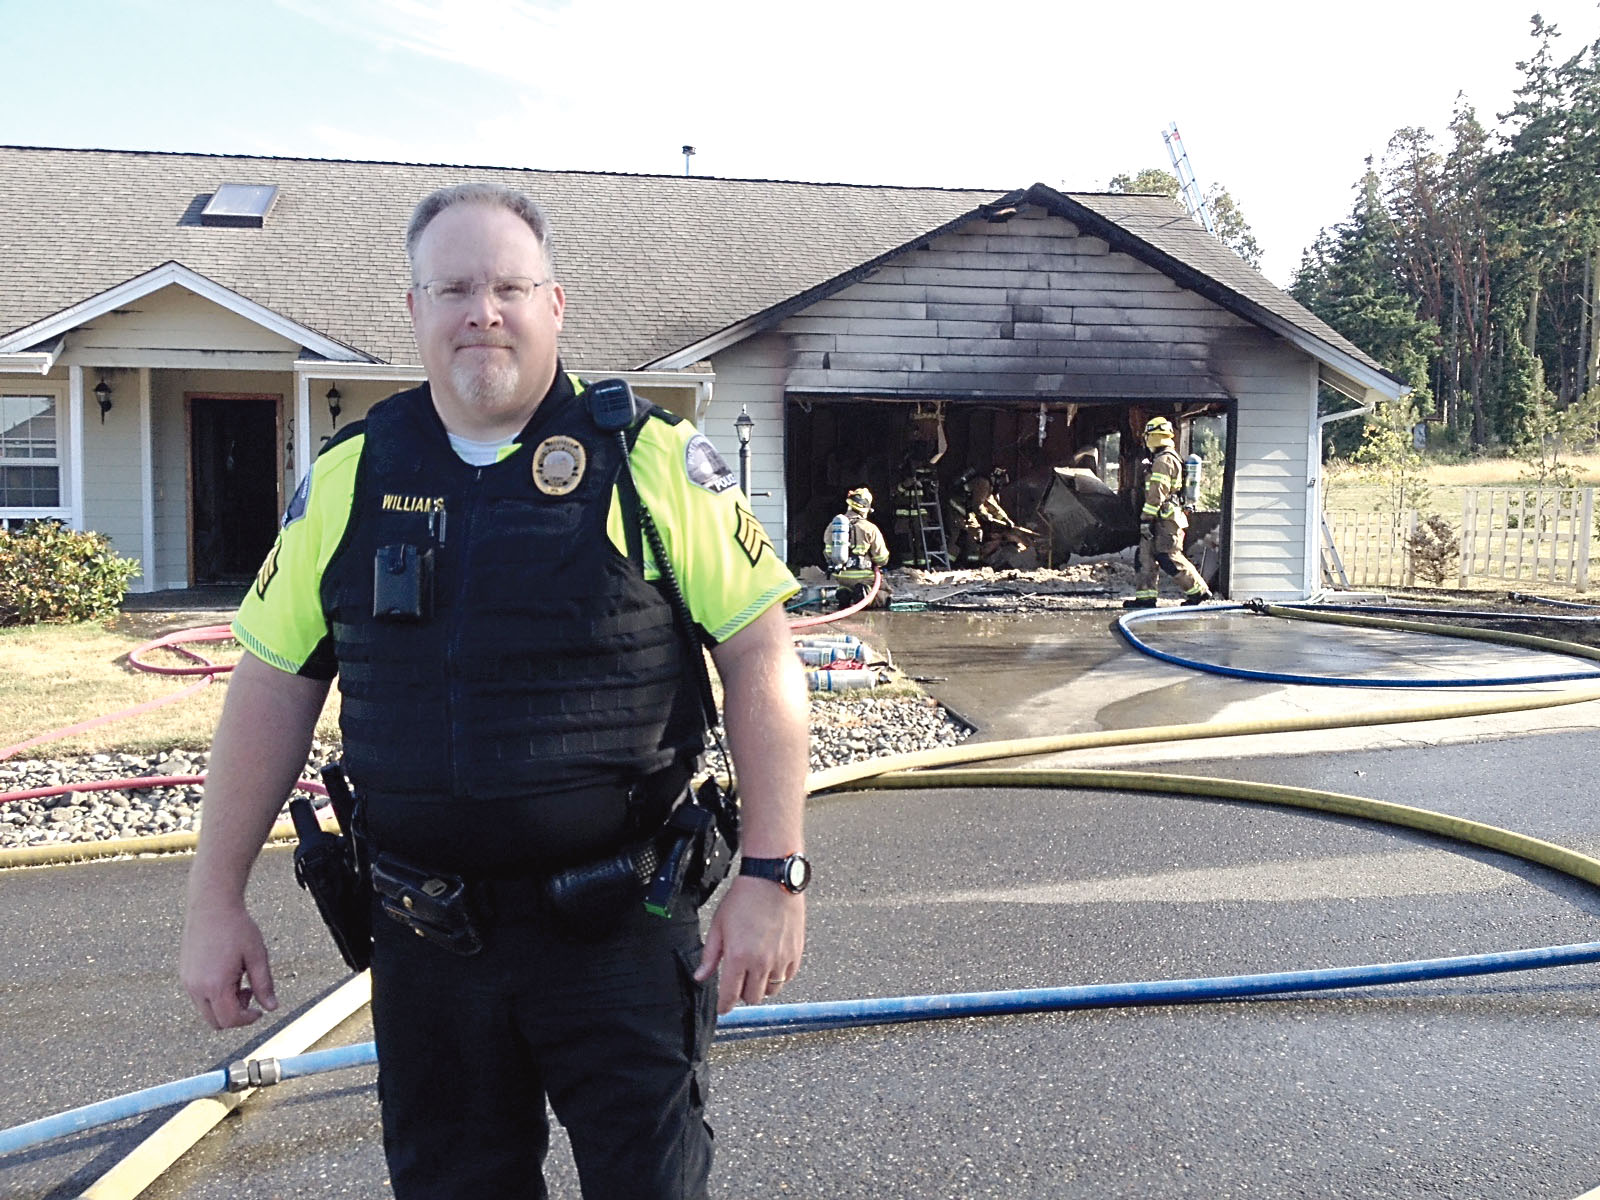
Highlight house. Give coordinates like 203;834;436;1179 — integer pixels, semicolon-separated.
0;146;1403;598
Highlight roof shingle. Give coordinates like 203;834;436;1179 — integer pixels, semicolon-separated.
0;146;1387;379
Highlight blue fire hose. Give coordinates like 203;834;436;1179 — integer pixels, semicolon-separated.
8;936;1600;1157
1117;601;1600;687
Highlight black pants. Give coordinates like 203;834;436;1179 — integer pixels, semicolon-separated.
370;894;716;1199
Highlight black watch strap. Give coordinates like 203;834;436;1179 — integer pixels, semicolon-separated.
739;853;811;894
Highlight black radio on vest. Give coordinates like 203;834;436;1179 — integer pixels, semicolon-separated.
588;377;646;433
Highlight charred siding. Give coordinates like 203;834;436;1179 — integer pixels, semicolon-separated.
779;209;1250;401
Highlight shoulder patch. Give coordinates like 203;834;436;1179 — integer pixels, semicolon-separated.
684;433;738;494
254;536;282;599
733;503;773;566
282;472;311;528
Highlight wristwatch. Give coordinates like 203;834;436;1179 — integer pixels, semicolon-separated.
739;853;812;894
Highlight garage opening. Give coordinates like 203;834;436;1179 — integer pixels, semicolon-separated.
785;395;1231;589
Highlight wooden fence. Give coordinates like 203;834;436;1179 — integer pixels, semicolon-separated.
1325;486;1596;592
1459;486;1594;590
1324;510;1416;588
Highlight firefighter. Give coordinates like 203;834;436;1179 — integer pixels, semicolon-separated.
1124;416;1212;608
949;472;1032;566
891;458;937;567
824;486;891;606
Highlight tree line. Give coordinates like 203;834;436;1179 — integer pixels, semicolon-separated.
1290;14;1600;463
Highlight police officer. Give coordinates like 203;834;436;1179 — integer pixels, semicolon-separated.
1124;415;1212;608
823;486;891;605
180;183;810;1200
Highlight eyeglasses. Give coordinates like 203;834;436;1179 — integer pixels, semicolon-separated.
415;276;551;306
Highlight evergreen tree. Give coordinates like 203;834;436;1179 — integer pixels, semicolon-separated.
1555;29;1600;399
1491;13;1568;362
1382;103;1500;446
1291;167;1437;455
1490;14;1591;426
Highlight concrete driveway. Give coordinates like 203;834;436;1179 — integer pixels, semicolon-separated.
5;603;1600;1199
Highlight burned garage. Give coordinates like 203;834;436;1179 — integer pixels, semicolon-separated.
764;187;1257;585
649;182;1405;601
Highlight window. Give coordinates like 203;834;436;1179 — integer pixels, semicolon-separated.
200;183;279;228
0;393;61;509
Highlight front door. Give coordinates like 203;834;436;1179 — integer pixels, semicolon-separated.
188;394;281;584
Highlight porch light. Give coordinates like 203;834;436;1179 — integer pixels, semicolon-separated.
94;377;113;424
326;384;343;429
734;406;754;496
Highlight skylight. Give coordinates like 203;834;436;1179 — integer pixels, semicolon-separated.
200;184;279;228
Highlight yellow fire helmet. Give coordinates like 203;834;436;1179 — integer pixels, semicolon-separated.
1143;416;1176;446
846;487;873;513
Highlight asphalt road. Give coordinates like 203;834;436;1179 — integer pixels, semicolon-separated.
6;610;1600;1198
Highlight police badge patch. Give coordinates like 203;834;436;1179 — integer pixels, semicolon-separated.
282;473;311;528
683;434;738;494
733;503;772;566
532;435;587;496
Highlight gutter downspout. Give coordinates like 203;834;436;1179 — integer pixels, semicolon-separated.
1311;392;1380;601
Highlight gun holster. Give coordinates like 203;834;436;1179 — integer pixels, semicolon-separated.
289;776;372;972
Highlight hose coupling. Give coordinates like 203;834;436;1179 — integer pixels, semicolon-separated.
225;1056;284;1092
1243;598;1269;614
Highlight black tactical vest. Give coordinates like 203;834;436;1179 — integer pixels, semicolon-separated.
321;377;702;870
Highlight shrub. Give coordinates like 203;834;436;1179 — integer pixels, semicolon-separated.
0;521;141;626
1407;513;1460;587
1353;400;1431;514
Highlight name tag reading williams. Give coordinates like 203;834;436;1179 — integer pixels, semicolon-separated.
532;435;587;496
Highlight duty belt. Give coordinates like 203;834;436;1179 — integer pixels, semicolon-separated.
367;775;738;951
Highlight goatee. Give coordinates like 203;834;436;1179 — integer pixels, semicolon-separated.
452;360;521;414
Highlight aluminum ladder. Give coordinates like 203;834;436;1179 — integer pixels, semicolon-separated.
895;468;951;570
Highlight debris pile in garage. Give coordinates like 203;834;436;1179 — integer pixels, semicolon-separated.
884;556;1135;612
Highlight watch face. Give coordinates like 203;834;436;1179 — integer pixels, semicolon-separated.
783;855;812;892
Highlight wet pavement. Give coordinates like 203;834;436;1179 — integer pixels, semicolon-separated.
7;603;1600;1199
854;604;1600;765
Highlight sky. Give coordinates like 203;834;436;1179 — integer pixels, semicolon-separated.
5;0;1600;287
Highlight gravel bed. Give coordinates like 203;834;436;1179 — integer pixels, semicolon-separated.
0;697;970;851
